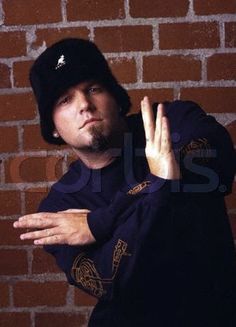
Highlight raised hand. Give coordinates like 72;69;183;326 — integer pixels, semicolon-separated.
13;209;96;246
141;96;180;180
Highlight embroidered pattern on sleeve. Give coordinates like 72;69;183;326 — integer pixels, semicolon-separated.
71;254;105;297
71;239;131;298
127;181;151;195
180;138;211;164
112;239;130;275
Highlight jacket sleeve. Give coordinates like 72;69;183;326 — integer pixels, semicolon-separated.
40;176;175;300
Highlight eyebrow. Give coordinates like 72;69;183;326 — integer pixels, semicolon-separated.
56;81;104;102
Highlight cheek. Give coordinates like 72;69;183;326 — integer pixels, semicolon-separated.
100;98;119;119
53;108;75;132
52;108;64;128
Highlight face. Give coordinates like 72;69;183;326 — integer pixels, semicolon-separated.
52;81;123;152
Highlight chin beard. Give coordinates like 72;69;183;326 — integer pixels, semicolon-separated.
83;126;111;152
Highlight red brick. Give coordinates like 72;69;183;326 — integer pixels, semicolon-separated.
128;88;174;114
159;22;220;49
23;124;68;151
194;0;236;15
0;282;9;307
226;121;236;144
74;288;97;306
13;61;33;88
35;313;86;327
0;313;30;327
0;249;28;275
32;248;61;274
229;213;236;239
0;63;11;88
130;0;189;17
108;57;137;83
0;127;18;152
180;87;236;113
24;187;49;214
33;27;89;48
0;93;36;121
143;55;201;82
207;54;236;81
94;26;153;52
225;22;236;48
5;156;63;183
13;281;68;307
0;219;31;246
0;191;21;216
0;32;26;57
67;0;125;21
3;0;62;25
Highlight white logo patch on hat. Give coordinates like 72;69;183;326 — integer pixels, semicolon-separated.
55;55;66;70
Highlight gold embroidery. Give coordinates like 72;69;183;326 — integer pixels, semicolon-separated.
127;180;151;195
112;239;130;275
71;239;131;298
71;254;105;297
180;138;211;163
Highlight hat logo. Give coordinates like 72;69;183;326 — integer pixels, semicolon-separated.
55;55;66;70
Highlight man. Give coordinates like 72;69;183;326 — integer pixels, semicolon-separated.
14;38;236;326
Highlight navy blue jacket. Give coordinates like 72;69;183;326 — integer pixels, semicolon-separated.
38;101;236;326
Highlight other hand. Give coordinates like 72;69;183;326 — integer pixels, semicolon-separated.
13;209;95;246
141;96;180;179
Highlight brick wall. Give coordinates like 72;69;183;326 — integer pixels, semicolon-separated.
0;0;235;326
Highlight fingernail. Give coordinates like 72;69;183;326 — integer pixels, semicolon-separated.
20;235;25;240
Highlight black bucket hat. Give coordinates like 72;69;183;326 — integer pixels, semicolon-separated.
29;38;131;145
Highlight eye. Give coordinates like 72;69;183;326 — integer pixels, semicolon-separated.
88;86;104;95
57;94;71;106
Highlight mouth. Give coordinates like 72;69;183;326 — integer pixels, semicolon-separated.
80;118;102;129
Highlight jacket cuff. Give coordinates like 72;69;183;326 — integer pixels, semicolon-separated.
87;207;112;243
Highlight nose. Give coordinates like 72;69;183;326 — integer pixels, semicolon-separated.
75;90;94;114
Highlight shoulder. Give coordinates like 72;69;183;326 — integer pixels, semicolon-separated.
126;100;207;135
127;100;206;121
162;100;207;126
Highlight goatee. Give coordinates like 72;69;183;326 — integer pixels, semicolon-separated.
86;126;110;152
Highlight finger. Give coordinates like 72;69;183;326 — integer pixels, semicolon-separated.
13;217;54;229
17;212;62;222
59;209;90;213
154;103;165;150
15;211;79;227
160;116;172;154
34;235;64;245
20;227;60;241
141;96;155;143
